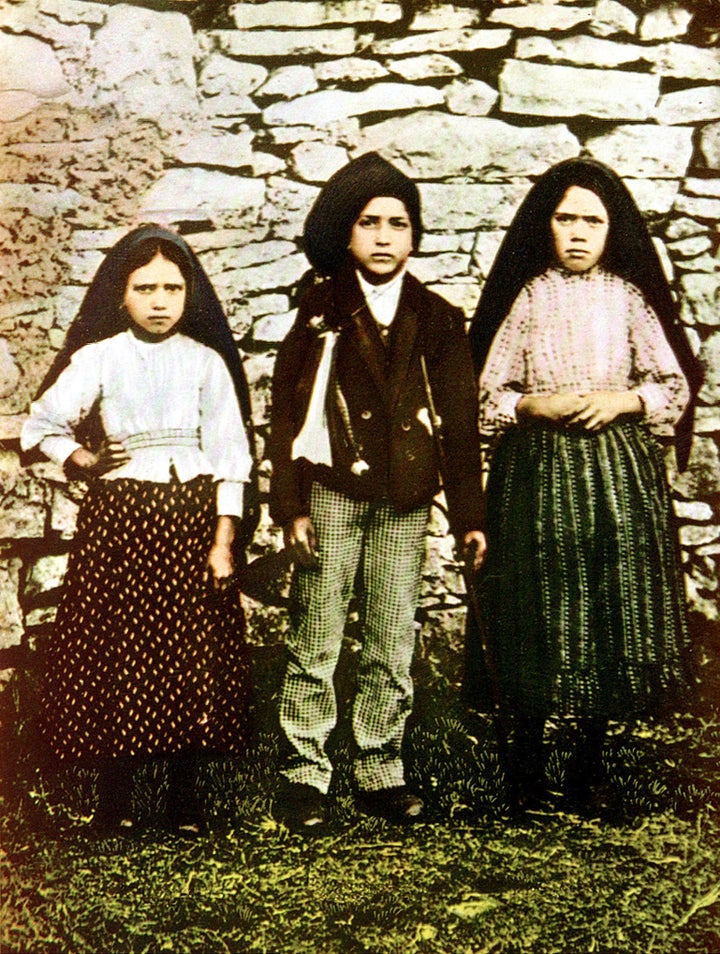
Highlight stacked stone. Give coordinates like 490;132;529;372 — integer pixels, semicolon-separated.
0;0;717;674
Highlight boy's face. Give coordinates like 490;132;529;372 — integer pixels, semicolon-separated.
348;196;413;284
551;185;609;273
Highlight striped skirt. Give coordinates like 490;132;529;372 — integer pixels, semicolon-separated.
39;476;252;762
467;421;696;719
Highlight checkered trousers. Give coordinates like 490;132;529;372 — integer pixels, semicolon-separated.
280;482;429;793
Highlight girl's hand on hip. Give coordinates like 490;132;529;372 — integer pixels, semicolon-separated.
69;440;130;477
567;390;642;431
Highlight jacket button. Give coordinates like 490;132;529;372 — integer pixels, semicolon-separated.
401;421;411;431
361;410;372;420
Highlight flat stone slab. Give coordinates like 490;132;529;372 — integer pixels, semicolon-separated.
680;273;720;327
372;28;512;56
354;112;578;180
0;33;70;99
655;86;720;125
421;181;531;230
516;34;645;68
624;178;679;214
229;1;402;28
386;54;462;81
648;43;720;81
586;124;694;177
139;169;265;223
263;83;444;126
198;54;267;96
639;4;693;40
85;6;198;127
444;78;498;116
489;4;593;31
213;27;357;58
500;60;659;120
410;5;479;31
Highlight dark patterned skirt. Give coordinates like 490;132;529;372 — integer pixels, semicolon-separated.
40;476;252;762
465;421;696;720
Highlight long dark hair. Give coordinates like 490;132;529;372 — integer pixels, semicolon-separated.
469;157;701;468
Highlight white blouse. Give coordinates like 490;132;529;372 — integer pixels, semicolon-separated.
479;267;690;439
21;331;252;517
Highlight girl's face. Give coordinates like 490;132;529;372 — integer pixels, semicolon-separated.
551;186;609;273
348;196;413;284
123;252;187;336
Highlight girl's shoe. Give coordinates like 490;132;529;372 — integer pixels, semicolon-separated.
95;756;135;834
166;749;206;837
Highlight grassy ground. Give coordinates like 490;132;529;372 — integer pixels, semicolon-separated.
2;645;720;954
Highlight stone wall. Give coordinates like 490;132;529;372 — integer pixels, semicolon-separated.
0;0;718;680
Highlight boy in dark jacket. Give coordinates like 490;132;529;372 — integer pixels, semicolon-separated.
269;153;485;832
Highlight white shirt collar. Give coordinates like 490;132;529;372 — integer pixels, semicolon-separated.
356;266;406;327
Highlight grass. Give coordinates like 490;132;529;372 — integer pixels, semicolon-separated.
2;645;720;954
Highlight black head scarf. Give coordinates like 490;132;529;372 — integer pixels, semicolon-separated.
303;152;423;276
37;224;260;546
469;157;701;469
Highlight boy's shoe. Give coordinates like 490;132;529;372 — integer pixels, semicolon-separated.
165;807;208;839
356;785;424;823
276;782;327;834
92;807;136;836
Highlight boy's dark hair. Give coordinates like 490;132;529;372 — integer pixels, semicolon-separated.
304;152;423;276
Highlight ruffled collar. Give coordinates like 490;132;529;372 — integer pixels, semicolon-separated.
549;263;607;281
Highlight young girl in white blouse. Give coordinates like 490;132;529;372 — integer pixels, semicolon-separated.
465;159;701;811
22;225;256;836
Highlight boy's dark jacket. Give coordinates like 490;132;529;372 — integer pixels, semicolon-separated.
269;264;484;537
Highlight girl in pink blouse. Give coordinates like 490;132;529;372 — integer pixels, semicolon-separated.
466;158;701;811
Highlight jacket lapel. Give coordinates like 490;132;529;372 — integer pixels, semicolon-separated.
387;279;420;413
337;269;388;399
334;267;422;412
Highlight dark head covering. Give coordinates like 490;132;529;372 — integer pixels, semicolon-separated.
469;157;701;469
303;152;423;276
37;224;260;547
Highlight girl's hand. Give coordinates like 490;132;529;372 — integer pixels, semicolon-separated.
69;440;130;476
207;542;234;590
567;390;642;431
517;393;583;423
208;515;236;591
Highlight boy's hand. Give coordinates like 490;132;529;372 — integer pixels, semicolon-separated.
284;516;319;568
69;440;130;477
462;530;487;572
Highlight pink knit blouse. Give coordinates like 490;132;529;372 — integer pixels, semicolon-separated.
478;267;690;439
